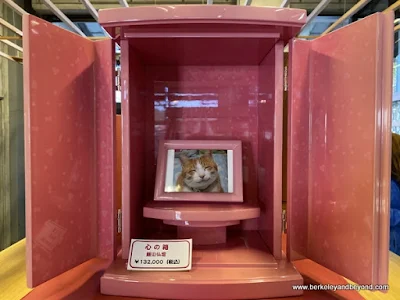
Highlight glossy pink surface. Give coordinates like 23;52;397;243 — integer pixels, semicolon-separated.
23;15;115;287
191;232;278;267
94;41;117;261
109;5;307;261
144;202;260;221
178;226;227;245
287;39;310;263
101;232;302;299
114;10;304;298
124;37;279;66
117;27;294;296
22;3;393;298
122;63;277;257
122;24;282;65
98;5;306;27
99;5;306;65
120;40;146;259
164;220;239;227
287;12;393;286
154;140;243;202
258;40;284;260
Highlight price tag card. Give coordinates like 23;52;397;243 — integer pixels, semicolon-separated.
127;239;193;271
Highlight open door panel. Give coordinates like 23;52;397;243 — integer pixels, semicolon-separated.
287;12;393;286
23;15;116;287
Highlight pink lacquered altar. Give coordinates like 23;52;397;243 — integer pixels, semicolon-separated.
23;4;393;300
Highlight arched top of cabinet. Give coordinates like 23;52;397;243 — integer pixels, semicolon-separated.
98;5;306;30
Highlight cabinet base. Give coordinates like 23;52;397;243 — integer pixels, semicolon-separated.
101;258;303;299
100;233;303;299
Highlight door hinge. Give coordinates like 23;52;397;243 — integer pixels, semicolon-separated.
117;209;122;233
282;210;287;233
115;64;121;91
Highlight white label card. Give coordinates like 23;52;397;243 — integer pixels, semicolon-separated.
127;239;193;271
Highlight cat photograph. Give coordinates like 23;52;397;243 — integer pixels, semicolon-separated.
173;150;228;193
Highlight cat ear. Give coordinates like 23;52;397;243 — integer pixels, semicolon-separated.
179;154;189;164
203;150;212;157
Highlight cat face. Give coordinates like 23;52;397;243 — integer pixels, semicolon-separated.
179;151;219;190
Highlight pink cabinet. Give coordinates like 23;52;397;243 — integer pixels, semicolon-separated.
23;5;393;299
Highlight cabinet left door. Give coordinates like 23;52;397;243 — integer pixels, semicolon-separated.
23;15;116;287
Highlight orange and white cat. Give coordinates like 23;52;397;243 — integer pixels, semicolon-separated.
176;150;224;193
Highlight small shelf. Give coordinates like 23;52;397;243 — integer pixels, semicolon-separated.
143;201;260;222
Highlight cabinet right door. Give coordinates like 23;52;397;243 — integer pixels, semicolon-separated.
287;12;393;286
